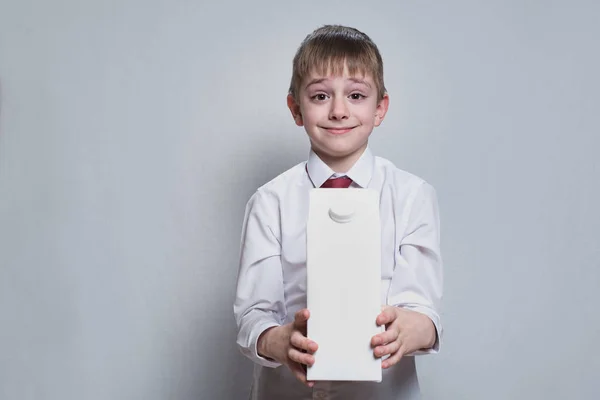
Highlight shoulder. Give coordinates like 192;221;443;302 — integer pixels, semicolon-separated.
255;161;305;196
242;162;305;235
246;161;306;209
374;155;434;193
374;155;440;232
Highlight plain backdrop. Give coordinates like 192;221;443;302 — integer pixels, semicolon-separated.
1;1;599;399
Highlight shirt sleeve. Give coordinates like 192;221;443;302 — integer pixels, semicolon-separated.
387;181;443;354
233;189;286;368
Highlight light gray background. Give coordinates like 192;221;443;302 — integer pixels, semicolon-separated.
1;1;599;399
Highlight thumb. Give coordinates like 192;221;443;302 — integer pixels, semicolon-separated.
377;306;398;326
293;308;310;328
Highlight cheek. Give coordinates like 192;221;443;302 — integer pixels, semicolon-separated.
301;106;325;125
355;108;377;125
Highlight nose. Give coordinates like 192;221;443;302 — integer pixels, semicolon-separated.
328;97;349;120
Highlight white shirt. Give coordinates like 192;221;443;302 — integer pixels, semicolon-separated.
234;147;443;400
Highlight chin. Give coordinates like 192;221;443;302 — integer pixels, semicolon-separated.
317;143;365;158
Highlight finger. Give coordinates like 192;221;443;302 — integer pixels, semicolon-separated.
374;339;401;358
290;331;319;353
382;345;406;369
289;361;314;387
376;307;398;326
293;309;310;328
371;328;399;347
289;362;306;383
288;347;315;367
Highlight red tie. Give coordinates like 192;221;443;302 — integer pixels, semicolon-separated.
320;176;353;188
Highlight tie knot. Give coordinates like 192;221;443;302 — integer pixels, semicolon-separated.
320;176;353;189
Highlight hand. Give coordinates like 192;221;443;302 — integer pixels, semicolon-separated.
257;309;319;387
371;306;436;369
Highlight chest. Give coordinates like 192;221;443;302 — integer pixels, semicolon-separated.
279;189;399;282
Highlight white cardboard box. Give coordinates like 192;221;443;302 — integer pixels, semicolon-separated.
306;188;383;382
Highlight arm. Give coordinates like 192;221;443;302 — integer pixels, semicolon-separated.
233;190;286;368
371;181;443;366
388;181;443;353
233;190;319;385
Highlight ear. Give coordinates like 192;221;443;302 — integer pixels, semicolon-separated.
287;94;304;126
374;93;389;127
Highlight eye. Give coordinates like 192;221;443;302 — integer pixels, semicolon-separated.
349;93;365;100
311;93;329;101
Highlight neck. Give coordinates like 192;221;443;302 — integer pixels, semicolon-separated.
313;143;367;173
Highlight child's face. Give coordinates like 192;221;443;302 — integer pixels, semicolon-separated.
288;65;388;169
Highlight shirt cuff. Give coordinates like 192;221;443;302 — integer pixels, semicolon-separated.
397;304;442;355
248;321;282;368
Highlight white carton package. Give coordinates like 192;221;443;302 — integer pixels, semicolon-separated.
306;188;383;382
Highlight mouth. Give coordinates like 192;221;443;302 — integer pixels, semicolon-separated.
322;126;356;135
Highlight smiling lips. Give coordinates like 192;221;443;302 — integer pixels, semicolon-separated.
323;127;356;135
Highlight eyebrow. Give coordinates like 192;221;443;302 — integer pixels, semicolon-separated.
305;78;327;90
348;78;371;88
304;77;372;90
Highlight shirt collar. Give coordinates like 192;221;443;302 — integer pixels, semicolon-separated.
306;147;374;188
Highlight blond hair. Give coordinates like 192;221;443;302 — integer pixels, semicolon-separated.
289;25;386;100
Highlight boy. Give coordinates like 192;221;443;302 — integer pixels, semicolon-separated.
234;25;443;400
